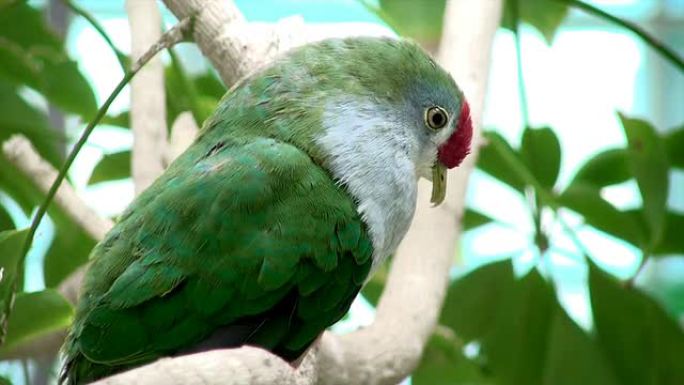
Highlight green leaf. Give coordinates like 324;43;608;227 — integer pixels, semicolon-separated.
88;150;131;185
570;148;631;188
653;212;684;256
484;269;556;385
501;0;569;44
377;0;447;46
0;1;61;53
0;38;41;87
0;375;11;385
558;183;644;248
40;57;98;119
520;126;561;188
195;71;226;100
101;111;130;129
0;229;28;317
413;330;490;385
589;263;684;385
463;208;494;231
43;214;95;287
440;260;515;341
477;131;526;192
619;114;669;247
0;205;14;231
542;310;620;385
665;124;684;169
0;289;73;353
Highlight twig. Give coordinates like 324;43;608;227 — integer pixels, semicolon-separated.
61;0;128;71
100;0;503;383
162;0;305;86
0;15;192;347
557;0;684;72
2;136;114;240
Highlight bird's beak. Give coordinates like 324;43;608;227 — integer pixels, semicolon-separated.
430;162;447;206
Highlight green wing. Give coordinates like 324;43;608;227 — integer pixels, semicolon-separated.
62;136;373;384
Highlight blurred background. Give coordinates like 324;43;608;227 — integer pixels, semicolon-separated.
0;0;683;384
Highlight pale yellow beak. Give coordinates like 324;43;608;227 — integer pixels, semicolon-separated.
430;162;447;206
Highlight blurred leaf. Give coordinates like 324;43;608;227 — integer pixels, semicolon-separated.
589;263;684;385
0;229;28;327
443;260;624;385
0;2;96;119
0;375;10;385
463;208;494;231
542;310;620;385
620;114;669;247
43;213;95;287
0;82;63;165
0;205;13;232
477;131;526;192
665;124;684;169
520;126;561;188
485;269;555;385
195;71;226;100
653;212;684;256
441;260;515;341
0;39;41;87
0;289;73;353
501;0;569;44
0;1;61;53
570;148;630;188
40;57;98;118
377;0;447;46
88;150;131;185
559;183;644;248
413;330;490;385
101;111;130;129
637;256;684;317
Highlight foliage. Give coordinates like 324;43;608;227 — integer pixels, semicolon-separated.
0;1;682;384
373;0;684;383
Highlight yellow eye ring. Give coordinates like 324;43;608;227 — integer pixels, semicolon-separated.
425;106;448;130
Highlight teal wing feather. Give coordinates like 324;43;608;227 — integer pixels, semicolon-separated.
62;136;373;384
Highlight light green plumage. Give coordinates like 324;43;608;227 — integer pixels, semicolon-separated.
62;37;454;384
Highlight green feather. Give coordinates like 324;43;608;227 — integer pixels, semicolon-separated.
61;36;457;384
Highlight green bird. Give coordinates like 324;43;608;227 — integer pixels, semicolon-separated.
61;37;473;384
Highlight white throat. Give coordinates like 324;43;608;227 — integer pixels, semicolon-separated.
317;99;418;268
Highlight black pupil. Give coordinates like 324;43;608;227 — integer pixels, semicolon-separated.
430;109;445;127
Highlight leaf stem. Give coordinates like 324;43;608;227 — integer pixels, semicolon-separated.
511;0;530;128
555;209;595;262
558;0;684;73
168;47;203;124
61;0;128;72
21;359;30;385
0;16;193;346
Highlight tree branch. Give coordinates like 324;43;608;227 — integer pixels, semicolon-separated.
162;0;306;86
2;136;113;240
127;0;168;194
95;0;503;384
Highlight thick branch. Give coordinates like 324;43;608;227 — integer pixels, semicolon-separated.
104;0;502;384
162;0;305;85
127;0;167;194
2;135;114;240
93;346;318;385
316;1;502;383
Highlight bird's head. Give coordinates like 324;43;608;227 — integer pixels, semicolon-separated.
232;37;473;206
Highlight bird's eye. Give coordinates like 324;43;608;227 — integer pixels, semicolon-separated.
425;106;448;130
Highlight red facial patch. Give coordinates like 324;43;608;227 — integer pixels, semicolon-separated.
437;100;473;168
